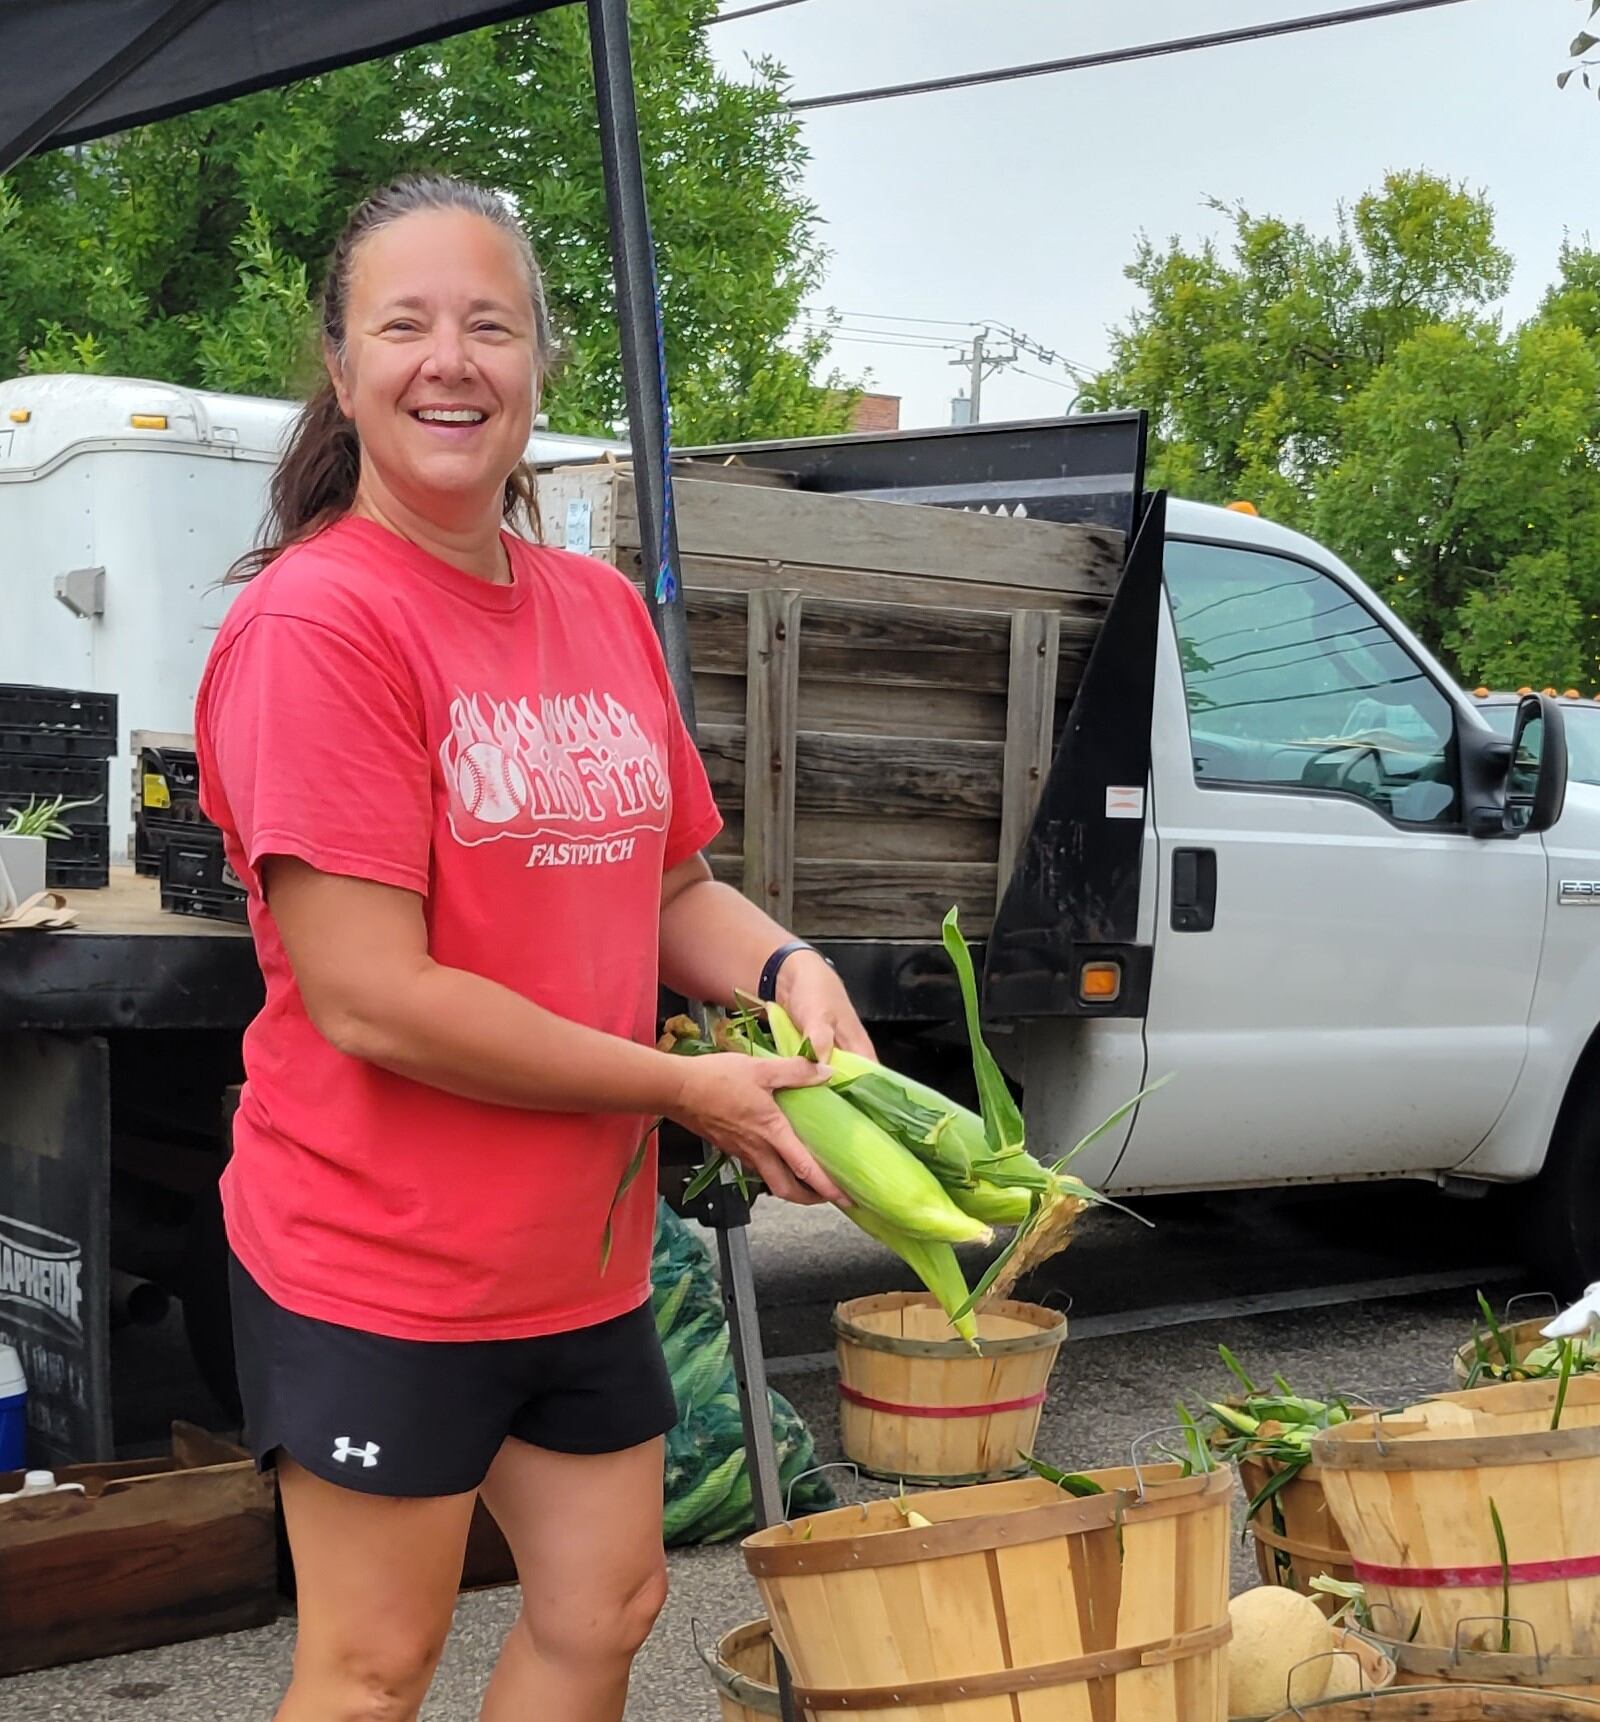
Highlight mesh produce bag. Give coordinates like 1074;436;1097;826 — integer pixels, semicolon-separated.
651;1199;836;1543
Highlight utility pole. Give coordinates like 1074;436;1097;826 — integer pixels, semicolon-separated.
951;327;1017;424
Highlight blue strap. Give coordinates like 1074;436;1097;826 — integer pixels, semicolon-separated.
649;240;678;607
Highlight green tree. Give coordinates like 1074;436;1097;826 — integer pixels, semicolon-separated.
0;2;855;443
1079;171;1511;528
1086;173;1600;690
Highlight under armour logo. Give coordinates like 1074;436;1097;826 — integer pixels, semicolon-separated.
332;1437;381;1468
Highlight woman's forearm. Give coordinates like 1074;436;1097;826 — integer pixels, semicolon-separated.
658;875;794;1007
327;959;687;1116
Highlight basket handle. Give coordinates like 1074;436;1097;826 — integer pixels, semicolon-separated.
1286;1647;1366;1714
690;1617;714;1673
1503;1291;1561;1321
784;1460;861;1523
1129;1425;1211;1497
1451;1612;1546;1669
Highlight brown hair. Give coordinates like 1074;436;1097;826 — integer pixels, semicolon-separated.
230;175;555;580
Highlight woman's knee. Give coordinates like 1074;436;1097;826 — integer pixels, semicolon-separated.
292;1624;450;1721
524;1561;668;1665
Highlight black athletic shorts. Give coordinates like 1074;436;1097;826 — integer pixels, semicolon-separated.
228;1254;678;1497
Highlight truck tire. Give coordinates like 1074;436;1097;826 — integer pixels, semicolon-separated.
181;1183;242;1423
1525;1074;1600;1298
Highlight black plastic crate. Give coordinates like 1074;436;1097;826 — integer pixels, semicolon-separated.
44;822;110;891
0;756;111;822
159;829;247;925
135;746;210;878
0;685;118;759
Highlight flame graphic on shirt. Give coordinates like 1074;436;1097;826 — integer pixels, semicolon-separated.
441;690;670;847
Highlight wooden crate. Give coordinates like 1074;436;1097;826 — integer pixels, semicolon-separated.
0;1421;276;1674
539;464;1125;940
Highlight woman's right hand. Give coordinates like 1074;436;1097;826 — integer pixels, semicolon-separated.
665;1054;848;1207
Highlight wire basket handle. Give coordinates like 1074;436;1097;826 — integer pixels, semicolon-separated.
784;1460;862;1523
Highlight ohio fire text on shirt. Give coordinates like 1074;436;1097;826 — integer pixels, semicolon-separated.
440;689;670;866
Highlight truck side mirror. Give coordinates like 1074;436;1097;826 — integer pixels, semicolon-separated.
1506;692;1568;835
1462;691;1568;838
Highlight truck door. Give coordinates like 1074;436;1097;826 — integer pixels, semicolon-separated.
1115;534;1546;1189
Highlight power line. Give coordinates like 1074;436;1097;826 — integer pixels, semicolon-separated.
706;0;812;24
798;321;970;350
1011;365;1077;392
826;310;982;330
786;0;1474;112
800;330;965;352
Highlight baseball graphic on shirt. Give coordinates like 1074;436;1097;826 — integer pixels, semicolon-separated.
456;741;529;825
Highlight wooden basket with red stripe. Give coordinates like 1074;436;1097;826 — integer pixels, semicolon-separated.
1312;1376;1600;1692
832;1291;1067;1484
742;1464;1234;1722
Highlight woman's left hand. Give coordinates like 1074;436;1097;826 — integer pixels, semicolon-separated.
775;951;876;1065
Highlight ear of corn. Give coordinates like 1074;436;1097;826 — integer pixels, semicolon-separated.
949;1178;1035;1227
846;1202;980;1347
762;1055;993;1247
644;913;1162;1319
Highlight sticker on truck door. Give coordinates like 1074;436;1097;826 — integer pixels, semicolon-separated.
1105;786;1146;820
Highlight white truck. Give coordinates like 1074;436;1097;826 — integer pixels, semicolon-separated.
1;372;1590;1332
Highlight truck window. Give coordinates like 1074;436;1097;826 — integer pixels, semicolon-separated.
1165;539;1458;826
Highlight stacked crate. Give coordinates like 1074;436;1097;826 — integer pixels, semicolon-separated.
0;684;117;889
134;735;247;924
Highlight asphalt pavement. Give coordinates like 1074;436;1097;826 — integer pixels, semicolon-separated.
2;1180;1536;1721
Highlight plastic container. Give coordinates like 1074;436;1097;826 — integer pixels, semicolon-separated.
158;829;248;925
43;822;110;890
134;744;208;877
0;1344;27;1471
0;685;118;759
0;754;110;812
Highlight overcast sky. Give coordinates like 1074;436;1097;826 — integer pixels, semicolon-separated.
706;0;1594;429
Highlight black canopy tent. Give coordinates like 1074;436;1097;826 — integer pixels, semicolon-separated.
0;7;794;1703
0;0;693;723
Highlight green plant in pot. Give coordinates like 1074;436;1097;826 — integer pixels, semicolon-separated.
0;796;99;915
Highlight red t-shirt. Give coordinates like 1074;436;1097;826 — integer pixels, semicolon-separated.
196;516;722;1341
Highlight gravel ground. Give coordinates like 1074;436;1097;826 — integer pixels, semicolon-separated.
1;1195;1525;1721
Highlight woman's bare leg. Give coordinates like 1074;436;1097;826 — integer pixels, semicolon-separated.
477;1435;668;1722
274;1453;478;1722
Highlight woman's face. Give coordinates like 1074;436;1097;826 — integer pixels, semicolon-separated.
331;207;539;523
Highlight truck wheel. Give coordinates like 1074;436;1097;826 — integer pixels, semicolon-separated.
1525;1077;1600;1298
181;1183;242;1423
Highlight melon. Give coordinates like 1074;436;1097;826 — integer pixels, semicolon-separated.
1321;1640;1368;1697
1227;1586;1337;1717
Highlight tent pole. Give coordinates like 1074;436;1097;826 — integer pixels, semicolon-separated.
586;0;694;729
586;21;802;1720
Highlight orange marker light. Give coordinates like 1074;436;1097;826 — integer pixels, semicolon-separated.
7;409;29;424
1225;500;1260;517
1473;687;1490;698
1079;962;1122;1003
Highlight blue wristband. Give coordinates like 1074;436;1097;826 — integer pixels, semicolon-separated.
757;940;831;1003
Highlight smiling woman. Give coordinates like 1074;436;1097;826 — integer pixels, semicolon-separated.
193;173;874;1722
